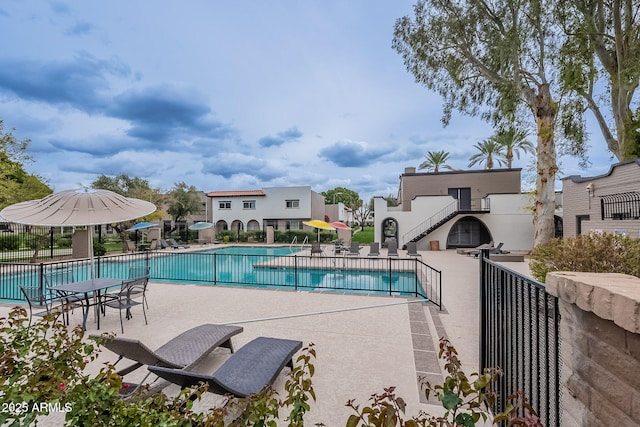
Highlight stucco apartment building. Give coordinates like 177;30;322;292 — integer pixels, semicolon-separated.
205;186;325;234
562;158;640;238
374;167;535;251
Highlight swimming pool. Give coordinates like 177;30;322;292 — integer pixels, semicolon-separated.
1;245;431;301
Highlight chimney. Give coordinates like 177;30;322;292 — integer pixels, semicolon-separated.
404;167;416;174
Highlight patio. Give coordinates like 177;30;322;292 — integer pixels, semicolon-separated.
0;248;531;425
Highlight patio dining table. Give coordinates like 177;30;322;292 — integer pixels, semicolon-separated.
47;278;122;331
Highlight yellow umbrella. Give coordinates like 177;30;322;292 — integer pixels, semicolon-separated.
303;219;335;241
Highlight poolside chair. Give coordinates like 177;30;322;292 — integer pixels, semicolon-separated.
167;238;190;249
148;336;302;398
146;239;158;251
406;242;421;257
44;268;86;316
125;240;137;252
387;240;399;257
159;239;169;249
367;242;380;257
346;242;361;256
463;241;493;256
310;242;323;256
102;276;149;334
471;242;504;258
127;265;151;309
92;324;243;397
20;285;73;326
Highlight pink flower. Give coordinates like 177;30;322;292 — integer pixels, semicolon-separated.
123;384;131;389
58;383;65;390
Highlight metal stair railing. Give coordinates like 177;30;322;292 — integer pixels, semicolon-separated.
401;200;459;247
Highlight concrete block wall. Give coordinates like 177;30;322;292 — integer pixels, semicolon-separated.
546;272;640;426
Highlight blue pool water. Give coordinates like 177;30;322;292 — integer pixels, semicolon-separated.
2;245;423;300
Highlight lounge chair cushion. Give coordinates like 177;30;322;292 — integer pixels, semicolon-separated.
95;324;243;370
149;336;302;397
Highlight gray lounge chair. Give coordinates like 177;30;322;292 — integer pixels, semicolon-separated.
167;238;190;249
406;242;421;257
346;242;360;256
471;242;504;257
387;240;399;257
148;336;302;398
92;324;243;396
367;242;380;257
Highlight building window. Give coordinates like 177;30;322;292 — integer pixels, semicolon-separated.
265;219;278;230
243;200;256;209
219;201;231;209
600;192;640;220
287;220;303;230
286;199;300;208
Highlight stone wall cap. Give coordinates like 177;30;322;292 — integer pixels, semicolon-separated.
546;272;640;333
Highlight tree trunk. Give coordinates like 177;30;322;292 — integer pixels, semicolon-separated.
532;83;558;246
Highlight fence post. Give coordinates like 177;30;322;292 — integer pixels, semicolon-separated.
479;248;489;372
294;255;298;291
388;257;392;296
213;253;217;285
49;228;54;259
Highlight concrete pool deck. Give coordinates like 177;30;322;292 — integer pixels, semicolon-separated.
0;247;533;425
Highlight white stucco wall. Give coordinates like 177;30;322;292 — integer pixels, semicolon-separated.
375;194;534;251
211;186;317;229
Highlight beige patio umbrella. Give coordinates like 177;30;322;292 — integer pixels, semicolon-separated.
0;188;157;277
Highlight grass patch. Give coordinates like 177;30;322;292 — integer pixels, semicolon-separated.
351;226;374;243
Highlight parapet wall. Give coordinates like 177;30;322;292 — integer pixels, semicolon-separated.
546;272;640;426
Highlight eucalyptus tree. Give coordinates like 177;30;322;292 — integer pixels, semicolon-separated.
418;150;452;173
493;128;535;169
558;0;640;160
468;139;505;170
393;0;574;245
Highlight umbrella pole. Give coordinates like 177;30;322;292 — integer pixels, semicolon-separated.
88;226;95;280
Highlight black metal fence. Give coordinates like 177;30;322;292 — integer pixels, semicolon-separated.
0;224;76;262
479;250;561;426
1;249;442;307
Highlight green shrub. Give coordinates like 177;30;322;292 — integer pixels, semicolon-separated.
0;234;20;250
93;240;107;257
529;232;640;282
55;233;73;248
0;308;316;426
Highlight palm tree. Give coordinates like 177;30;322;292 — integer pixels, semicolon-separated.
418;150;452;173
468;139;505;170
493;128;534;168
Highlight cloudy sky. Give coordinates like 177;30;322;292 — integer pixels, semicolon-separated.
0;1;613;201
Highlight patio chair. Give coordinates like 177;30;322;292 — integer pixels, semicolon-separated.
92;324;243;397
146;239;158;251
148;336;302;398
102;276;149;334
346;242;361;256
387;240;399;257
125;240;137;252
44;268;85;316
167;238;190;249
367;242;380;257
406;242;421;257
128;265;151;309
20;285;73;326
310;242;323;256
159;239;169;249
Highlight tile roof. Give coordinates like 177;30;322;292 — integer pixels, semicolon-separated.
207;190;266;197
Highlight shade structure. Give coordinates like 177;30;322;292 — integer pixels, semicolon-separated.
0;189;157;278
329;221;351;230
189;221;215;230
0;189;157;227
303;219;335;242
126;221;158;231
